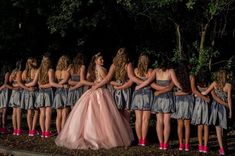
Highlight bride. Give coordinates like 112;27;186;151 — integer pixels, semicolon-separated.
55;52;132;150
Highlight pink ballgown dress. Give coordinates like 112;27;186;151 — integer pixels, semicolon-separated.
55;65;132;149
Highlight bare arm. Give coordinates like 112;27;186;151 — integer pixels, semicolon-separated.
16;71;31;91
150;82;169;91
190;75;210;102
58;71;70;85
135;69;156;90
114;79;133;90
25;70;39;87
127;63;143;84
110;81;121;87
93;64;115;89
169;69;181;89
49;69;63;88
227;83;232;118
211;90;227;106
154;82;174;96
201;81;216;95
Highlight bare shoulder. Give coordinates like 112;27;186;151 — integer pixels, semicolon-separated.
225;83;232;89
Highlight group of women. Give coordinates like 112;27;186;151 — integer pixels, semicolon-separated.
0;48;232;155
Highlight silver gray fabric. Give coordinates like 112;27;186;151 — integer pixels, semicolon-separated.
35;88;53;108
67;75;84;106
113;80;132;110
53;88;69;109
0;88;11;108
209;89;228;129
191;96;209;125
131;86;153;111
151;80;174;113
21;89;38;109
9;89;23;108
171;94;194;119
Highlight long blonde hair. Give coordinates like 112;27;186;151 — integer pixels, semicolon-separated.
56;55;70;71
137;53;149;77
113;48;129;81
216;69;227;90
38;55;51;85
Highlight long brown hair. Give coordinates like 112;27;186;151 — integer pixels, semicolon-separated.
71;53;84;74
113;48;129;81
87;52;102;82
38;54;51;85
137;53;149;77
24;57;38;80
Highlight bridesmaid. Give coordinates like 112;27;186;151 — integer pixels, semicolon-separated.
9;60;32;135
27;53;54;138
130;53;153;146
202;69;232;155
22;57;39;136
68;53;87;108
52;55;70;134
191;67;211;153
171;62;194;151
0;64;11;134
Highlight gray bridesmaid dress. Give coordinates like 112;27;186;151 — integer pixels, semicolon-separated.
191;86;209;125
151;80;174;113
209;88;228;129
131;77;153;111
113;80;132;110
67;75;84;107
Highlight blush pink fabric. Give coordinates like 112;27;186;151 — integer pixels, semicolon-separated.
55;88;132;149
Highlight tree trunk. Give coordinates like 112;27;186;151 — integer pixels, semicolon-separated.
199;23;209;66
176;24;182;56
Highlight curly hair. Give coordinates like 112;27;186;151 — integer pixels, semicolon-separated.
216;69;227;90
38;55;51;85
137;53;149;77
71;53;84;74
56;55;70;71
87;52;102;82
175;62;191;93
113;48;129;81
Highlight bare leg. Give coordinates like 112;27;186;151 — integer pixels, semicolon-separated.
216;126;223;149
184;119;190;145
204;125;209;146
163;113;171;144
198;125;203;145
142;111;150;140
177;119;184;145
32;109;39;130
135;110;142;140
2;108;7;128
61;107;69;129
39;107;45;132
12;108;17;130
16;108;22;130
27;109;33;130
156;113;163;144
45;107;52;132
56;109;62;133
